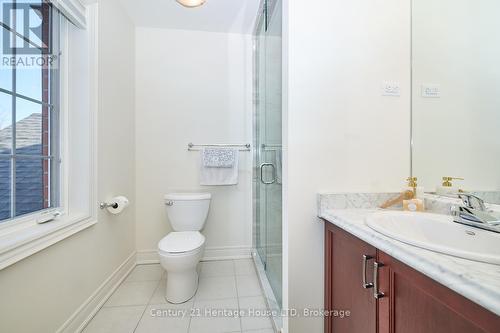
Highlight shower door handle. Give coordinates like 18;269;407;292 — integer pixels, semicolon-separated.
260;163;276;185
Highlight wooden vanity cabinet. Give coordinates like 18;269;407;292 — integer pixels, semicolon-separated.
325;222;377;333
324;222;500;333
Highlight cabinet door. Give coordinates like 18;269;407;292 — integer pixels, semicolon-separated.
325;223;377;333
377;251;500;333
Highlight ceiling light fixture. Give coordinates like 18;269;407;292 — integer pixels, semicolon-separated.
176;0;206;8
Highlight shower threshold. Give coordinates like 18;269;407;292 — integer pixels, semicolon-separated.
252;251;283;332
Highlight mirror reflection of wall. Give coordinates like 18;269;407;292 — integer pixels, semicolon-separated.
412;0;500;203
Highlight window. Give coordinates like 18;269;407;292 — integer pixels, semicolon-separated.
0;1;62;222
0;0;95;270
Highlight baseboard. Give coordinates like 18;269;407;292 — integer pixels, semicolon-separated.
203;246;252;261
136;249;159;264
56;251;137;333
137;246;252;264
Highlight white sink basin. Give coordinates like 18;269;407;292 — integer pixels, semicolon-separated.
366;211;500;265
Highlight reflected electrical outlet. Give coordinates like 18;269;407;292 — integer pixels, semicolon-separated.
382;82;401;97
421;84;441;98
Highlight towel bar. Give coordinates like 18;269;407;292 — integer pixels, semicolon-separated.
187;142;251;151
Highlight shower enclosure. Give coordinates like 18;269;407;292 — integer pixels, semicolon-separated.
253;0;282;323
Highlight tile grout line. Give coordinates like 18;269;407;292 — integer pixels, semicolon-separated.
187;266;195;333
84;265;163;332
233;259;244;332
246;260;275;333
132;277;163;333
191;261;240;333
103;266;164;309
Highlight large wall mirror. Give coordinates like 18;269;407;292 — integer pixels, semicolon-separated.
411;0;500;204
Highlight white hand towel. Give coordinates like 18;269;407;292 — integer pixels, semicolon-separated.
200;148;239;185
203;148;236;168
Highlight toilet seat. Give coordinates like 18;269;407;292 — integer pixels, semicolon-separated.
158;231;205;254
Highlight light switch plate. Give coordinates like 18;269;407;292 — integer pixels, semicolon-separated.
382;82;401;97
421;84;441;98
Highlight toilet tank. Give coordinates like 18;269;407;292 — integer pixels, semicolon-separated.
164;193;211;231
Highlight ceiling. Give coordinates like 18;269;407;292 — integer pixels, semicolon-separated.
117;0;261;34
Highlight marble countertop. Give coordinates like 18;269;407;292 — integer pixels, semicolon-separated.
320;208;500;316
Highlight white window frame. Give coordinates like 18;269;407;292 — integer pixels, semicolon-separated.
0;3;98;270
0;2;62;224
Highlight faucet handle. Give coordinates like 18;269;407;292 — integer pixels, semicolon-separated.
406;177;418;188
442;176;464;187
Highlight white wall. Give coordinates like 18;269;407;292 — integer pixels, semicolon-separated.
0;1;136;332
284;0;411;331
135;28;253;259
412;0;500;192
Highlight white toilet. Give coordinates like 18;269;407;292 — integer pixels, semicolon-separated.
158;192;211;304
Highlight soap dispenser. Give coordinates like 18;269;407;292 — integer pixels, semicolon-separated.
436;177;464;196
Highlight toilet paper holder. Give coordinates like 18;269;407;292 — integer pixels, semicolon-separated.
99;202;119;210
99;196;130;214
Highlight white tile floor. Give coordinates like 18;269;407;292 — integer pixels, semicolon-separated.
83;259;276;333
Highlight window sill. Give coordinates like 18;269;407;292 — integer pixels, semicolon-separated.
0;215;97;270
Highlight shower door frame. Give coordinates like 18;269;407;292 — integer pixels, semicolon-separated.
253;5;267;271
252;0;283;331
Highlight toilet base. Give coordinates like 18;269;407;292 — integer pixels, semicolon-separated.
158;243;205;304
165;269;199;304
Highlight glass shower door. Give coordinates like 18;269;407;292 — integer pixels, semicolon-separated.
255;0;282;308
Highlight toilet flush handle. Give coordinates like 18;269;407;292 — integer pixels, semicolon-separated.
166;201;174;206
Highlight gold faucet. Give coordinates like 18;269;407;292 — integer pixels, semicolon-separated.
442;176;464;187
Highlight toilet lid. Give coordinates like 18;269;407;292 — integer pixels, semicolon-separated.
158;231;205;253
